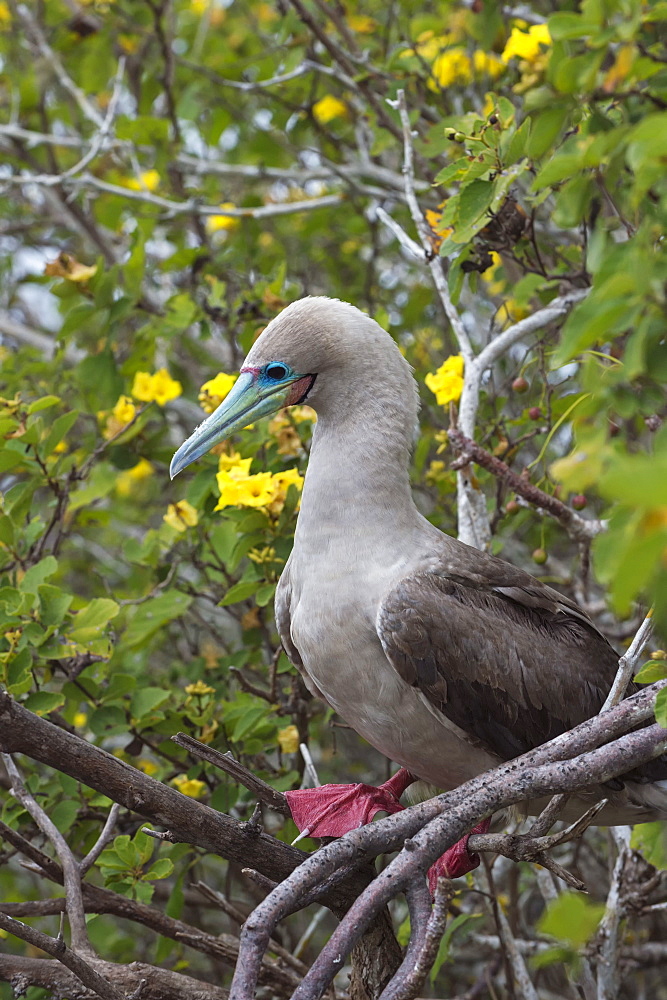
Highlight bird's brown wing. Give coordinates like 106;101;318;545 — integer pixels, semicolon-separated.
377;564;621;761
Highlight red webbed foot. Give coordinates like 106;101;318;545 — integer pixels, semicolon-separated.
285;767;415;841
427;817;491;895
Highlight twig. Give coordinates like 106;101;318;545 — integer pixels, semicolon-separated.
482;862;540;1000
3;754;92;956
394;89;473;359
596;828;631;1000
469;801;607;893
80;802;121;874
300;742;321;788
170;733;291;816
375;206;423;259
0;911;123;1000
447;426;605;543
602;611;654;710
0;170;344;216
17;4;105;128
59;57;126;181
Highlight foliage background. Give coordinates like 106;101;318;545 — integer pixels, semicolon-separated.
0;0;666;997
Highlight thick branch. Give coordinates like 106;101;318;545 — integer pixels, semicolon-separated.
229;680;667;1000
0;952;229;1000
0;689;371;910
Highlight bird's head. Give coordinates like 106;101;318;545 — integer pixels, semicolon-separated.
170;296;415;479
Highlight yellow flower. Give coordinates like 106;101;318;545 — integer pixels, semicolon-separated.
199;720;219;743
206;202;241;233
131;372;154;401
185;679;216;696
214;472;243;510
73;712;88;728
272;468;304;493
425;355;465;407
234;472;276;508
164;500;199;532
172;774;207;798
123;169;161;192
151;368;183;405
218;451;252;476
292;405;316;423
137;758;159;775
431;48;473;88
347;14;376;33
277;725;300;754
112;395;137;425
199;372;237;413
482;251;505;295
131;369;182;405
116;458;154;497
102;394;138;440
501;24;551;64
190;0;225;24
312;95;347;124
473;50;505;78
44;252;97;283
248;545;277;565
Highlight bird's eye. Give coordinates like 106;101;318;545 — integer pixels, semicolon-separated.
265;363;289;381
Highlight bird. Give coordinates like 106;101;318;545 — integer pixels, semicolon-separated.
171;296;667;879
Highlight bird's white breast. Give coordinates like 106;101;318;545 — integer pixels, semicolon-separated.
286;550;498;790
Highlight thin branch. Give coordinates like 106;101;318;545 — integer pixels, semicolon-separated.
80;802;121;874
394;89;473;359
3;753;92;956
596;828;632;1000
0;911;123;1000
60;57;126;181
170;733;291;816
0;170;345;217
602;611;654;710
448;426;605;543
483;862;540;1000
17;4;105;128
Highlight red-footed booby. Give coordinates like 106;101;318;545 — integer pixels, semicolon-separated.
171;297;667;881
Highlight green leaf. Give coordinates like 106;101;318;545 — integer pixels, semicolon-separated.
122;591;192;648
42;410;78;456
27;396;61;414
457;179;494;232
50;800;79;834
630;823;667;869
144;858;174;880
526;106;570;160
219;580;259;607
130;687;171;720
656;688;667;728
634;662;667;684
430;913;483;982
39;585;73;627
20;556;58;595
70;598;120;641
23;691;66;717
538;892;606;948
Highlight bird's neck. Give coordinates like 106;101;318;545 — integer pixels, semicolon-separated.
294;399;421;556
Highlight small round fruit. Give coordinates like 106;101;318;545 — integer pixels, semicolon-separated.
505;499;520;514
532;547;548;565
572;494;587;510
528;406;542;420
512;376;529;394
